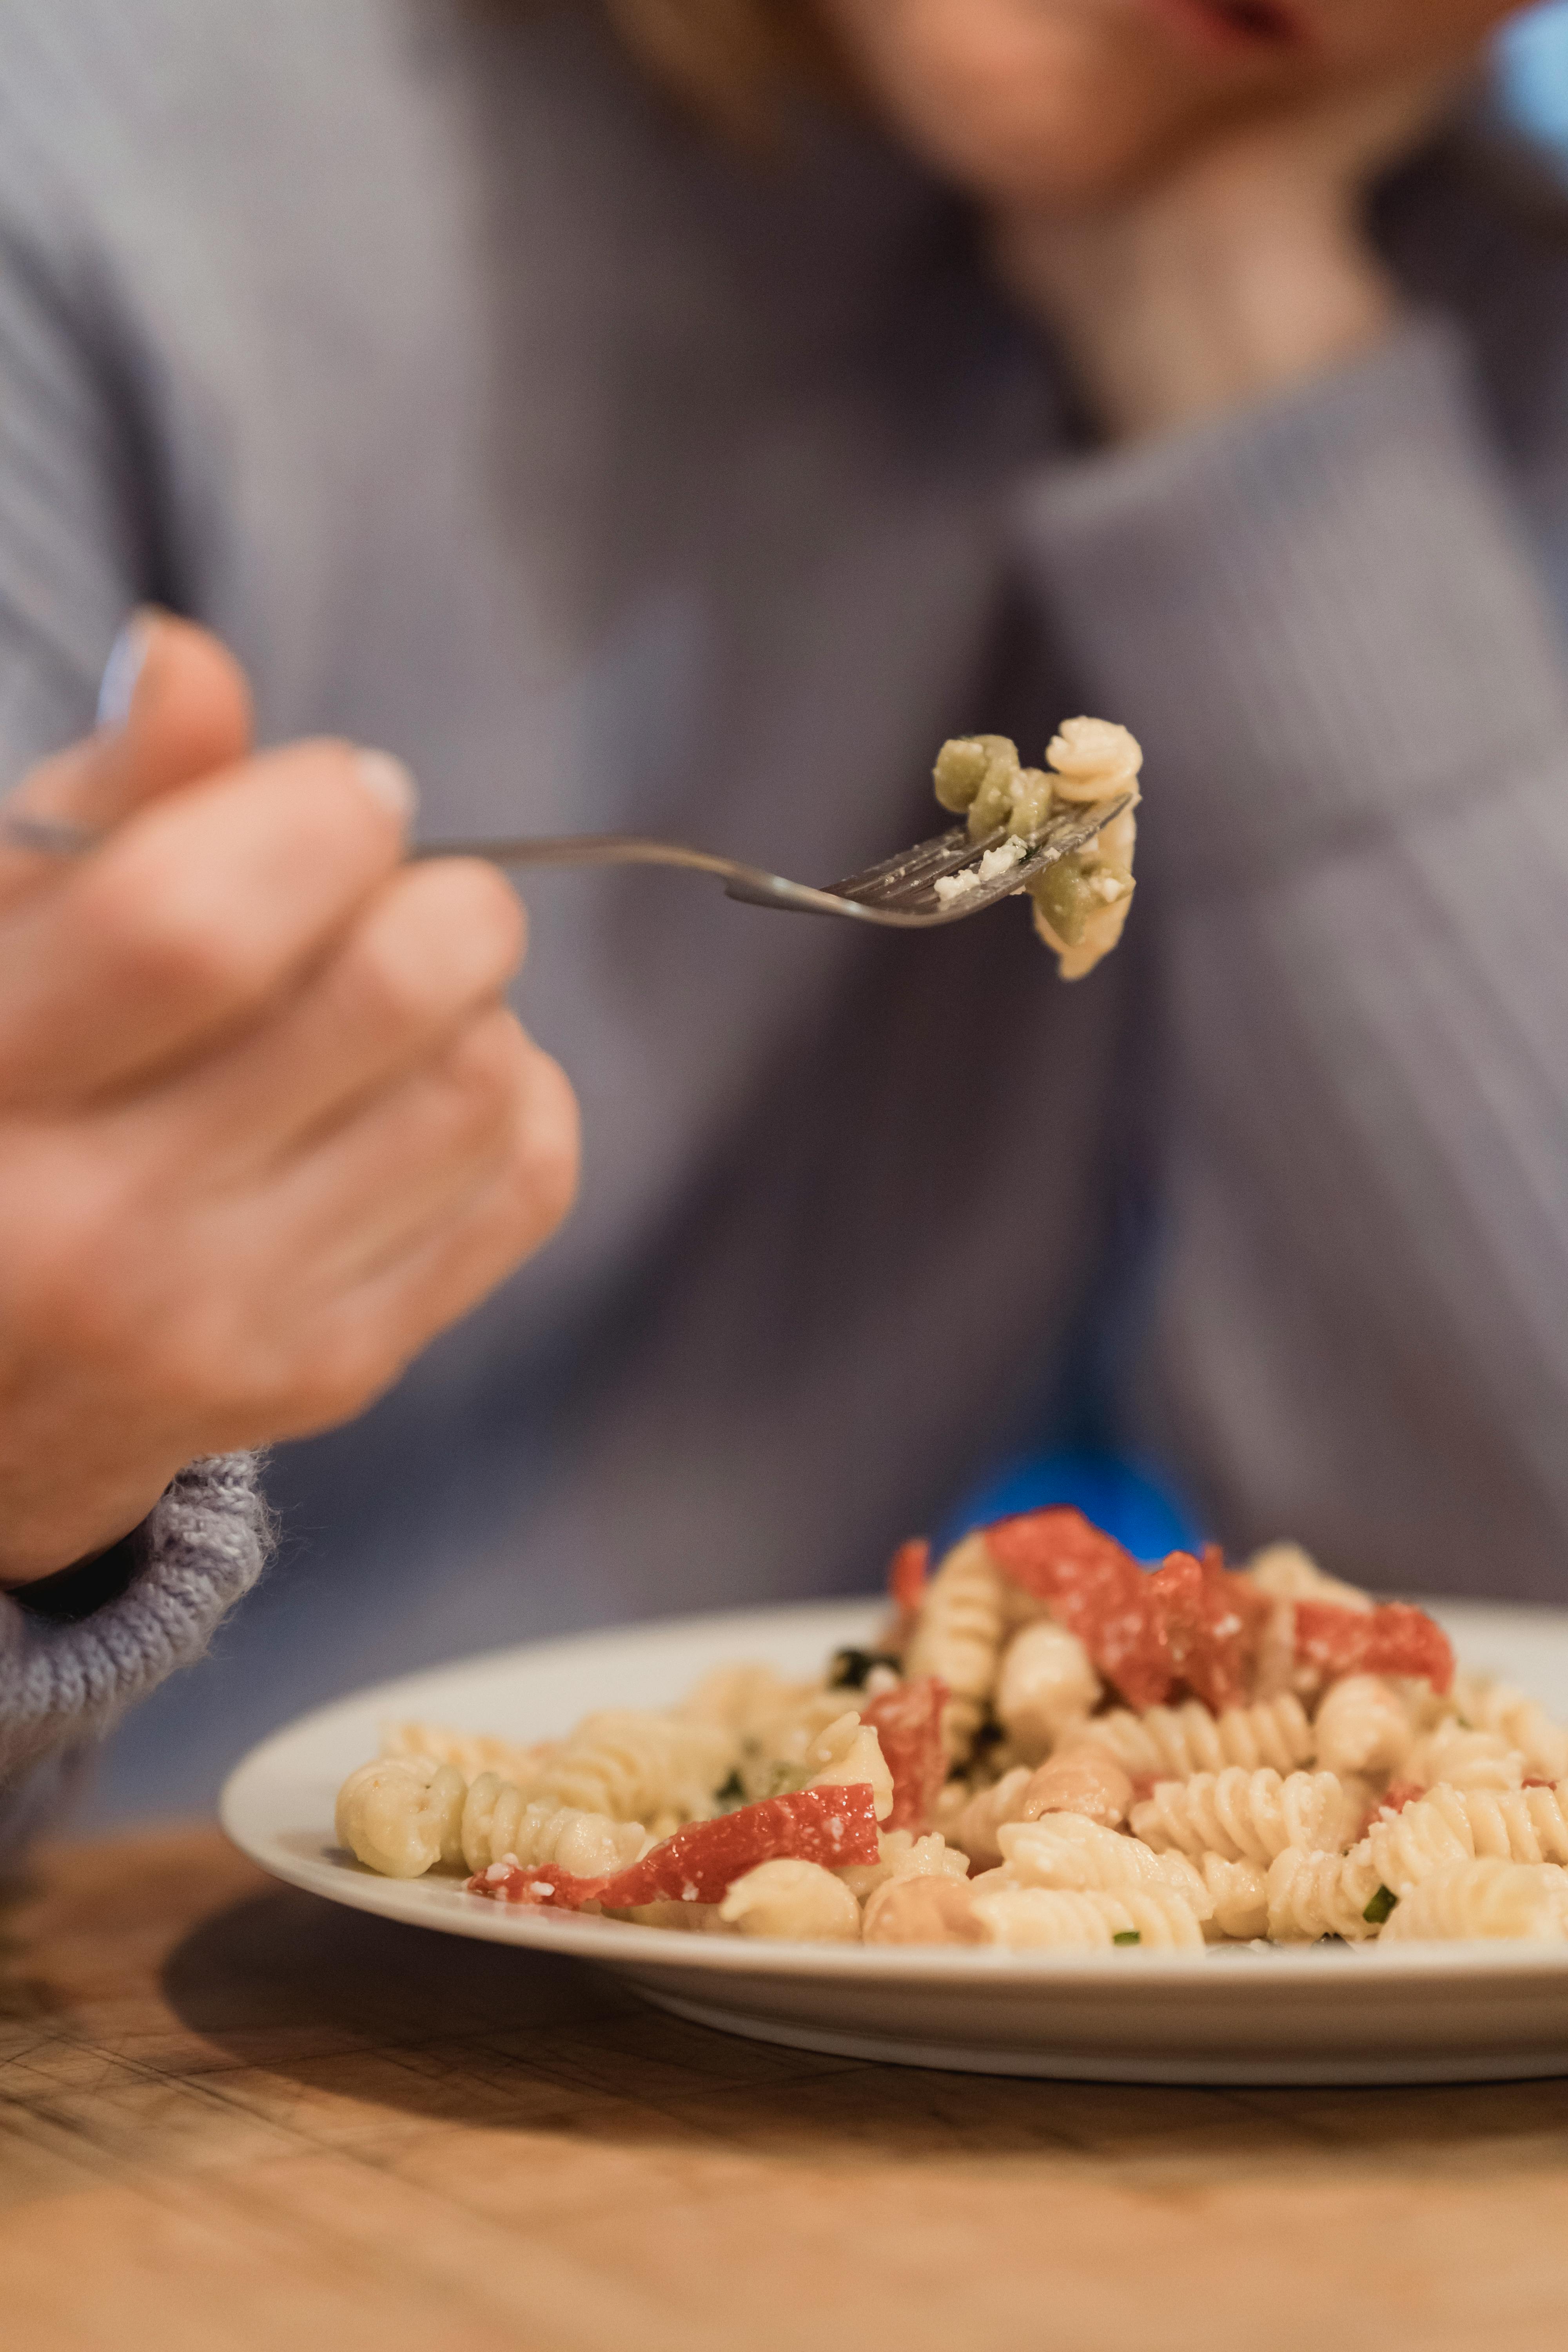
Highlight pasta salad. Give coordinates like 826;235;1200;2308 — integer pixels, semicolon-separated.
335;1511;1568;1951
930;718;1141;979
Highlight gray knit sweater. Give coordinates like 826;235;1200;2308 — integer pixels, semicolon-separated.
6;0;1568;1824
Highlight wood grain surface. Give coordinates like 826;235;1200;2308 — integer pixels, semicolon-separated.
2;1826;1567;2350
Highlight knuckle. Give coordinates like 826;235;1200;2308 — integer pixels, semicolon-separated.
402;861;526;997
470;865;527;969
341;915;440;1045
432;1010;530;1129
506;1049;581;1234
343;867;523;1045
427;857;526;959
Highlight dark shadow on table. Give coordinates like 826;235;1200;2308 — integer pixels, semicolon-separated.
160;1886;1568;2180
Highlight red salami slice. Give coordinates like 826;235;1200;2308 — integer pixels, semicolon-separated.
862;1677;947;1833
1145;1546;1269;1715
985;1508;1171;1711
887;1537;930;1615
467;1783;882;1910
1294;1601;1454;1694
982;1510;1269;1713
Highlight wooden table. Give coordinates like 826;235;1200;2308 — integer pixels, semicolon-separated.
3;1827;1568;2350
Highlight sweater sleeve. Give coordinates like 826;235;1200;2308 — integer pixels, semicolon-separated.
1013;319;1568;1599
0;1457;270;1848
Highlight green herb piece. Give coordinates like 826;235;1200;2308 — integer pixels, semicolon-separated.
713;1769;747;1812
1112;1930;1142;1947
1363;1885;1398;1927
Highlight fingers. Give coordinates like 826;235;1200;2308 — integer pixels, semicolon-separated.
171;858;526;1180
0;736;416;1102
272;1005;550;1291
188;1029;580;1448
0;615;253;907
284;1041;580;1431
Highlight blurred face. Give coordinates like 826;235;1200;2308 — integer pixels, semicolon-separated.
813;0;1522;204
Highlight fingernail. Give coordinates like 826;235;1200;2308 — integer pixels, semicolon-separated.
355;749;419;831
96;612;153;730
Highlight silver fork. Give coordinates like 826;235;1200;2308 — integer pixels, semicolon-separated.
0;795;1131;928
415;794;1132;929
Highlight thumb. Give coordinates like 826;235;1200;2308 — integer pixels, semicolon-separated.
4;611;254;858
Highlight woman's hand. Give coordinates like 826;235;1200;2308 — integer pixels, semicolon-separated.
994;68;1459;441
0;615;579;1586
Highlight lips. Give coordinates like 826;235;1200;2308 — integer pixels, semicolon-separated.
1140;0;1307;57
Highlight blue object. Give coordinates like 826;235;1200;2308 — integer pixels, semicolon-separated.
932;1450;1203;1566
1495;4;1568;156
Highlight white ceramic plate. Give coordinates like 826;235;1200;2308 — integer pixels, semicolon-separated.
222;1593;1568;2085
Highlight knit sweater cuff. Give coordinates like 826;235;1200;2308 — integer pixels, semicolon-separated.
0;1452;270;1788
1012;317;1568;881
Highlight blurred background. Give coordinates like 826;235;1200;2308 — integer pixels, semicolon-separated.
1498;0;1568;151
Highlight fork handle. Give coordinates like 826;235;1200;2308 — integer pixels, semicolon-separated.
0;811;842;916
413;832;854;917
412;832;743;878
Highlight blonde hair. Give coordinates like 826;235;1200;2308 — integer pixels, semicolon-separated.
600;0;845;139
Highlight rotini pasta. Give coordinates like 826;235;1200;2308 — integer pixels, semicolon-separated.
1201;1855;1269;1942
677;1663;809;1737
1266;1845;1381;1943
1377;1859;1568;1942
336;1506;1568;1954
929;720;1142;980
461;1774;649;1877
862;1875;990;1946
1078;1694;1314;1782
967;1883;1205;1952
837;1828;970;1904
994;1621;1101;1762
1368;1782;1568;1891
1311;1676;1412;1780
537;1709;735;1830
1404;1721;1524;1793
336;1757;466;1879
902;1532;1007;1760
951;1767;1034;1869
950;1743;1136;1866
718;1859;862;1941
1020;1744;1134;1829
1453;1672;1568;1782
805;1711;895;1821
379;1720;554;1787
1131;1769;1354;1867
993;1816;1212;1918
735;1684;862;1805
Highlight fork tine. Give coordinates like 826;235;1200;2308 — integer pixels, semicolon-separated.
830;822;1014;906
827;799;1131;917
